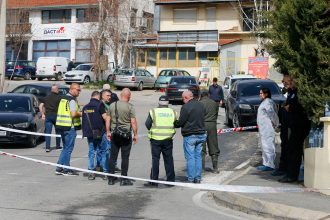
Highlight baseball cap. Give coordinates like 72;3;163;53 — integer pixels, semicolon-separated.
159;95;169;105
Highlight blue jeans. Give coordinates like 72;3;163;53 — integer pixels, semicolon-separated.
45;115;61;149
183;133;207;182
56;128;77;172
96;133;110;172
87;137;103;171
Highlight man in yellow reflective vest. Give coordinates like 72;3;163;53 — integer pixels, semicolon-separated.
55;83;82;176
144;96;177;187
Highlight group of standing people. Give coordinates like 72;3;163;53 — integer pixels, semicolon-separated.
257;75;311;183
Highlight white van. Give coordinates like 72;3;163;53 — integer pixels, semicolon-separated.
36;57;70;81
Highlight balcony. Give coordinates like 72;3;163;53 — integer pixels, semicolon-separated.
6;23;32;35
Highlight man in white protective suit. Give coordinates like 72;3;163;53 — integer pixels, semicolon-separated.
256;88;279;171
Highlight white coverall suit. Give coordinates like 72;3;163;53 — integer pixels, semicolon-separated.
257;98;279;168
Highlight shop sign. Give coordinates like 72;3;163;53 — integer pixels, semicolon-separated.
43;27;66;36
248;57;269;79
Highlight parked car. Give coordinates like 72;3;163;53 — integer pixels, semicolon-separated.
63;63;113;84
225;79;286;128
5;60;36;80
165;76;200;103
155;69;190;89
36;57;70;81
10;83;69;101
223;74;257;103
113;68;156;91
0;93;45;147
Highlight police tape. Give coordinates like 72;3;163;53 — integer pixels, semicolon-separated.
217;126;258;134
0;150;326;194
0;125;257;140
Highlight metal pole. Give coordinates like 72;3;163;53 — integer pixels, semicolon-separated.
0;0;6;93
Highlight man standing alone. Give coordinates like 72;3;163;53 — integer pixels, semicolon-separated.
174;91;207;183
199;90;220;173
208;77;224;106
106;88;138;186
145;96;177;187
39;84;62;152
55;83;82;176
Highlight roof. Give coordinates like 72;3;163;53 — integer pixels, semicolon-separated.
229;74;256;79
2;93;34;98
155;0;240;5
235;79;276;85
8;0;97;9
15;83;69;89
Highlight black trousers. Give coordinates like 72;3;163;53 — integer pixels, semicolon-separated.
150;139;175;182
287;124;310;180
109;136;132;177
202;121;220;157
278;125;289;172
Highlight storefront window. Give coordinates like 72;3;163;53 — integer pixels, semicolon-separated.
147;49;156;66
159;49;167;68
33;40;71;61
168;49;176;67
76;39;92;63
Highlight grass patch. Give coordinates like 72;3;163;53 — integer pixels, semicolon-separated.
83;80;115;90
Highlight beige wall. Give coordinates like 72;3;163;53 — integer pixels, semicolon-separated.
160;4;242;32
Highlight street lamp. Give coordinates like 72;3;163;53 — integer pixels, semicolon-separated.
0;0;6;93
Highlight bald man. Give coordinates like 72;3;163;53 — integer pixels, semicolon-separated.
174;91;207;183
106;88;138;186
39;84;62;152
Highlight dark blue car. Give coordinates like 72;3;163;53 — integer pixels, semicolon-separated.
5;60;36;80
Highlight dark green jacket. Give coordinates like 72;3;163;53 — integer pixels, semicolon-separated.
199;96;219;122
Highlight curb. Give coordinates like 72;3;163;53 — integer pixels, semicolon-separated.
211;167;330;220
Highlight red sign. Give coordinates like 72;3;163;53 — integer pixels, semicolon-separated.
248;57;269;79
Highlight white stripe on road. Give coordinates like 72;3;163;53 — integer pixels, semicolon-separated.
234;159;251;170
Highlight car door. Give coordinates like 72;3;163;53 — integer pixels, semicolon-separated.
227;82;238;118
31;96;44;133
144;70;155;87
223;77;230;101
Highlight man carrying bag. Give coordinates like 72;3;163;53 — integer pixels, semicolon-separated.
82;91;108;180
106;88;138;186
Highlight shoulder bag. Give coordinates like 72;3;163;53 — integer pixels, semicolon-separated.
111;101;131;140
85;110;103;140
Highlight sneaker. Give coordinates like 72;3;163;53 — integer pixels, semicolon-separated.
193;179;201;184
101;175;108;180
62;170;79;176
256;165;274;171
143;182;158;188
120;179;133;186
55;146;62;150
45;148;51;153
88;173;96;180
55;170;64;175
108;177;118;185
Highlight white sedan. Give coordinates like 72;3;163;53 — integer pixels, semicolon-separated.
63;63;113;84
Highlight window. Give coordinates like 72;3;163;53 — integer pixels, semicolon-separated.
130;8;137;28
76;8;98;23
142;11;154;31
42;10;71;24
33;40;71;61
159;49;167;68
137;49;146;66
242;8;255;31
173;8;197;23
76;40;93;63
179;48;196;67
198;51;218;67
147;49;156;66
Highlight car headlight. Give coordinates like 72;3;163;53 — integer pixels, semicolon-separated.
78;74;83;76
14;122;29;128
239;104;251;110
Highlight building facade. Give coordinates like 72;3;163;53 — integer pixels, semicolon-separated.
135;0;274;82
7;0;154;67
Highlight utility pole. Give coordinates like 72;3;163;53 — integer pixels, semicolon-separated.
0;0;6;93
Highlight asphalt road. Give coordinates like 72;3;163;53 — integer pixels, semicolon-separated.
0;79;260;220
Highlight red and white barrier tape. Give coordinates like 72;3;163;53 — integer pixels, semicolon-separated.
217;126;258;134
0;150;327;193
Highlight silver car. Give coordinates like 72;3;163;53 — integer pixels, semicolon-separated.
113;69;156;91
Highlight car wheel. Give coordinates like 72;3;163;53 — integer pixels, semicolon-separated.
37;77;42;81
83;76;91;84
28;128;37;148
232;112;241;128
24;72;31;80
107;75;113;83
56;72;62;81
31;76;36;80
225;108;232;127
137;82;143;91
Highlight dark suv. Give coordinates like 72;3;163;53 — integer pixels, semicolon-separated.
5;61;36;80
165;76;200;103
225;79;286;128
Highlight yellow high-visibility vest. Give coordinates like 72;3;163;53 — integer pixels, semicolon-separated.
56;98;81;130
148;108;176;140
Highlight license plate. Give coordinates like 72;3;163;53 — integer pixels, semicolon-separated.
0;131;7;136
39;70;45;74
8;69;14;72
179;89;188;92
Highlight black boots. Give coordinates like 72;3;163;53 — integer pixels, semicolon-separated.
211;155;220;174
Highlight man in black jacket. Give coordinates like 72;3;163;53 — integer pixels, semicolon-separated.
174;91;207;183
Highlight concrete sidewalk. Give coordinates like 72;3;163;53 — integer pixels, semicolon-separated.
212;166;330;220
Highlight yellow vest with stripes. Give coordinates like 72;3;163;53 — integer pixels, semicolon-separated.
148;108;176;140
56;98;81;130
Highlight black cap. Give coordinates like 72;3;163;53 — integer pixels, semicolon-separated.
159;95;169;101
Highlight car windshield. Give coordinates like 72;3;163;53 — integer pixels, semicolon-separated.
170;78;196;85
117;69;133;76
0;97;31;112
231;78;255;85
238;82;281;97
75;65;92;71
